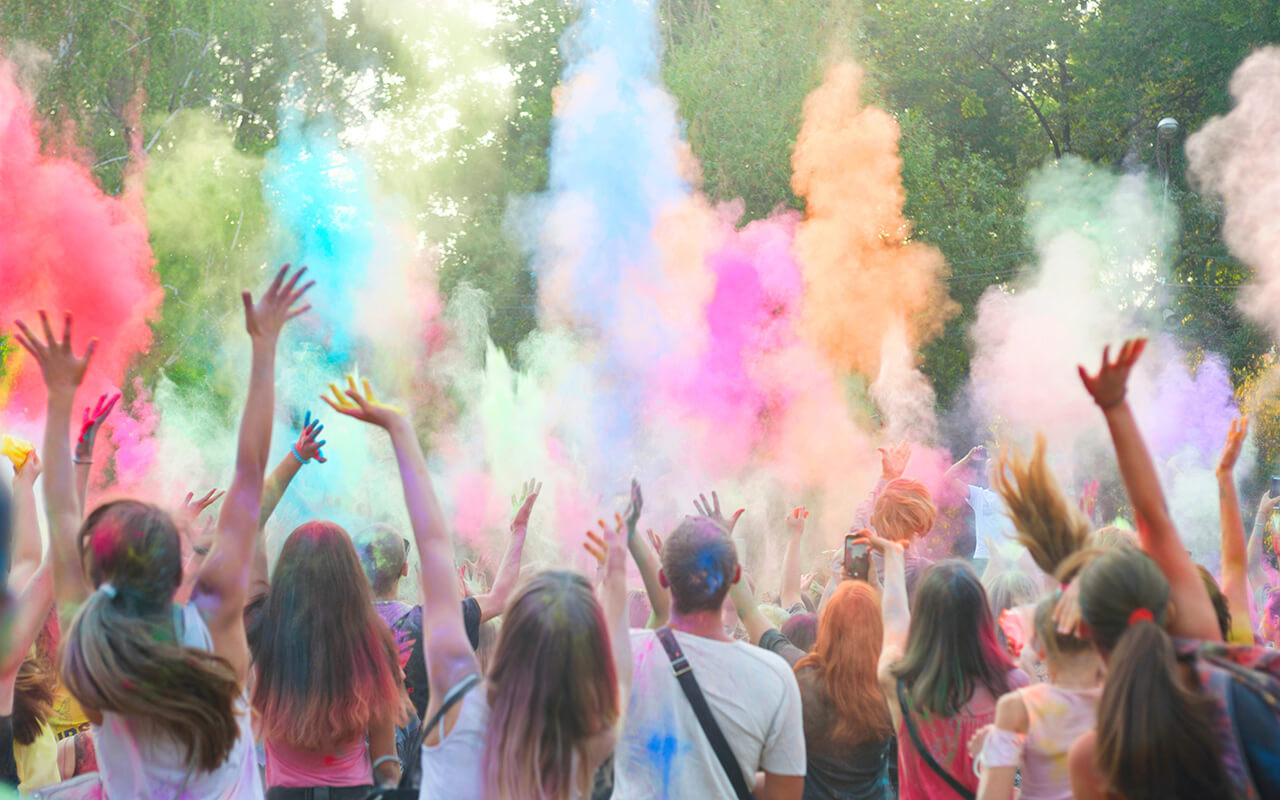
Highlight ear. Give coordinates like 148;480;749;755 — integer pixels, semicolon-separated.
401;561;409;578
732;564;742;585
658;569;669;589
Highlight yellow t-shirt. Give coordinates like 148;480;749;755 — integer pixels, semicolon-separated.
1227;613;1256;645
14;721;60;790
47;684;91;741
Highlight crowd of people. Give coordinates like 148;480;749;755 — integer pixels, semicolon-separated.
2;267;1279;799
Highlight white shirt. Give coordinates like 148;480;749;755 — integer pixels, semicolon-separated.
612;629;805;799
969;485;1016;560
93;604;263;800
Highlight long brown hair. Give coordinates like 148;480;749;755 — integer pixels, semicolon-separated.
12;654;56;745
1079;549;1230;800
483;571;618;800
250;521;405;751
62;500;241;773
795;581;891;748
994;436;1094;657
892;561;1015;716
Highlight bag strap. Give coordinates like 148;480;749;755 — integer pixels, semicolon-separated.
655;627;754;800
896;679;975;800
398;672;481;790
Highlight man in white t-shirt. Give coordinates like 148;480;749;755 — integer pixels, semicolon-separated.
612;514;805;800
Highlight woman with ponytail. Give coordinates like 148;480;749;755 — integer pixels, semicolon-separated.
1065;341;1280;800
14;264;311;798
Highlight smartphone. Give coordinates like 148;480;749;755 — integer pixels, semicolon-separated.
1271;476;1280;497
844;534;870;582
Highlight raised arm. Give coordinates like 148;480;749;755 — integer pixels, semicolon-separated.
1079;339;1221;641
779;507;808;610
73;393;119;514
248;416;325;594
868;529;909;730
14;311;97;618
586;514;633;703
624;481;669;628
8;452;42;589
323;377;477;722
728;570;776;646
1216;417;1253;637
475;479;539;623
194;265;312;680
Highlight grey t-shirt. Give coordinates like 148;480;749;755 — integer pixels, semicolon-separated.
612;629;806;798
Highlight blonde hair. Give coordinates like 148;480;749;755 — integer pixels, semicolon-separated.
993;435;1091;582
871;479;937;542
482;571;617;799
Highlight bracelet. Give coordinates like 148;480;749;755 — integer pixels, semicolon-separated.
290;446;307;464
73;458;93;465
371;754;401;772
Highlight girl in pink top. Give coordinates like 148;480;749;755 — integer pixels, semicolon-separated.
247;520;407;795
866;533;1025;800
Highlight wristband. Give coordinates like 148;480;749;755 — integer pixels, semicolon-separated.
371;754;400;772
291;445;307;464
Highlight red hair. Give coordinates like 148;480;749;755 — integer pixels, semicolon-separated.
795;581;892;745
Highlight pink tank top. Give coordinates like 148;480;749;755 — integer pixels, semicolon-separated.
897;671;1028;800
264;735;371;788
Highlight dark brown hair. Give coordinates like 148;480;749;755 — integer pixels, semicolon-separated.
1079;549;1230;800
660;517;739;614
12;654;56;745
892;561;1015;716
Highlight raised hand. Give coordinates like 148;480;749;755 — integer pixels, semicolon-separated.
1080;479;1100;519
76;393;121;461
510;479;542;533
180;489;226;526
646;528;664;558
321;375;403;430
693;490;744;534
2;437;35;473
293;410;327;464
584;514;626;585
785;507;809;537
12;311;97;398
1078;338;1147;410
878;441;911;481
241;264;313;341
1218;416;1249;475
624;479;644;539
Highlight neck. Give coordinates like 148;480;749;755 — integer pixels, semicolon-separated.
668;609;732;642
376;591;400;603
1048;649;1104;688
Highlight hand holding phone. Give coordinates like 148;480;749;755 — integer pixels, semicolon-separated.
844;534;871;582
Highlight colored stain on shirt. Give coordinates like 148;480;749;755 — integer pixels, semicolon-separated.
646;731;684;799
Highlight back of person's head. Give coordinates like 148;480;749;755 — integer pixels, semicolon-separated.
354;523;408;598
251;521;403;751
893;560;1014;716
983;570;1039;620
1089;525;1138;551
12;654;55;746
484;571;617;799
1196;565;1232;641
1078;548;1230;800
871;479;937;542
62;500;240;772
781;612;818;653
660;516;740;615
796;582;891;746
759;603;790;630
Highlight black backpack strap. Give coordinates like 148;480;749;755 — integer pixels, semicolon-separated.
397;673;482;790
655;627;754;800
896;679;975;800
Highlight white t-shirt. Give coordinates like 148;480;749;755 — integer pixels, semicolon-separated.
93;603;263;800
612;629;805;799
969;485;1016;560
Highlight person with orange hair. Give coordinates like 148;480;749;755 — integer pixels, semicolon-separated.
870;476;937;601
